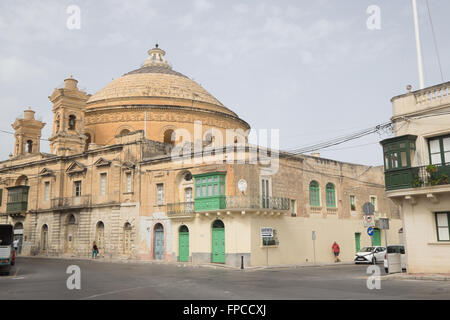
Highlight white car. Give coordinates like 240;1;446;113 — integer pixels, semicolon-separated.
354;246;386;264
384;245;407;273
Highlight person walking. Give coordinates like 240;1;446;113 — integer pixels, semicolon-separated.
92;241;98;259
332;241;340;262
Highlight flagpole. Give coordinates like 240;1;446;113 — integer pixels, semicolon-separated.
412;0;425;89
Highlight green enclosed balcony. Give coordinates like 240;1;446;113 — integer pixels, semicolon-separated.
6;186;29;213
193;172;226;211
381;134;450;190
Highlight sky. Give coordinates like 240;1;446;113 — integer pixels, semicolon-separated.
0;0;449;165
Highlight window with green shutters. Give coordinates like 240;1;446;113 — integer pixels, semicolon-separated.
309;181;320;207
325;183;336;207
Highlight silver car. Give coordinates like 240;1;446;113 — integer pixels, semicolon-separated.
354;246;386;264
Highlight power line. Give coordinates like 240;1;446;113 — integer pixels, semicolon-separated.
426;0;445;82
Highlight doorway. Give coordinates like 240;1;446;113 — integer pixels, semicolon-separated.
211;220;225;263
179;225;189;262
154;223;164;260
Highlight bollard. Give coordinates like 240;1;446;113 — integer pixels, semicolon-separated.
241;256;244;269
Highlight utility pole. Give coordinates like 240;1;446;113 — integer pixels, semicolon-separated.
412;0;425;89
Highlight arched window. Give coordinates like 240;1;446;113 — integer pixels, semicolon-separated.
68;115;76;130
56;114;60;132
68;214;76;224
309;181;320;207
26;140;33;153
326;183;336;208
120;129;130;136
163;129;175;145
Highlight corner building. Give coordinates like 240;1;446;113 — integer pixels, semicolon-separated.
0;46;401;267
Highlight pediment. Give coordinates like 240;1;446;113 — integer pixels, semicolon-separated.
94;157;112;167
66;161;86;174
39;168;55;177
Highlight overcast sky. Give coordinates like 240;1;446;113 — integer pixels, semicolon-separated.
0;0;449;165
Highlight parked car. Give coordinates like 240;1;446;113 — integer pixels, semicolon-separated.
0;225;15;275
354;246;386;264
384;245;406;273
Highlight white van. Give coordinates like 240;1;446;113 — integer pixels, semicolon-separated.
384;245;406;273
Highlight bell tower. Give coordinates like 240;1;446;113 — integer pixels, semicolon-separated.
48;75;89;156
12;107;45;157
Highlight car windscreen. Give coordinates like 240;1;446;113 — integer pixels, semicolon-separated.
360;247;374;252
0;226;13;246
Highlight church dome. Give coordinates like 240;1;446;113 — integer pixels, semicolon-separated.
84;45;249;146
86;45;238;117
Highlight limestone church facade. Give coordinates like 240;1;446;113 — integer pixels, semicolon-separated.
0;46;402;267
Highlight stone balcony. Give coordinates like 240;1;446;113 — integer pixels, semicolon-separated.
392;82;450;120
167;196;291;218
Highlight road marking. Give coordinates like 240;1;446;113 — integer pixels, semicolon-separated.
80;286;150;300
12;276;24;280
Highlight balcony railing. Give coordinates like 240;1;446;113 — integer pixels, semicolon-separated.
51;196;92;209
385;163;450;191
226;196;291;211
167;202;194;217
167;196;290;217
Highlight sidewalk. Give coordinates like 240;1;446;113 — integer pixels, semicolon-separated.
382;272;450;281
19;255;354;271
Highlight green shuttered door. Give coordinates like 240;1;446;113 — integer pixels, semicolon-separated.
212;228;225;263
179;231;189;262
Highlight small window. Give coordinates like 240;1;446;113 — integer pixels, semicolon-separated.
44;181;50;202
100;173;107;195
290;200;297;216
157;183;164;205
325;183;336;208
370;196;377;211
350;195;356;211
68;115;76;130
26;140;33;153
0;189;3;206
309;181;320;207
436;212;450;241
126;173;132;193
74;181;82;197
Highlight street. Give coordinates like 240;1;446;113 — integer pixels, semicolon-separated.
0;257;449;300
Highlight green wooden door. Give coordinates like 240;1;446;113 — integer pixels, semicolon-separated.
179;231;189;262
355;233;361;252
212;227;225;263
372;229;381;246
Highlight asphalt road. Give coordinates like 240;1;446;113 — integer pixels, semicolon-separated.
0;257;449;300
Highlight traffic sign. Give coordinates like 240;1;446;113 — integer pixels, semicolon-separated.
261;227;274;238
378;218;389;230
367;227;374;236
363;214;375;227
363;202;375;215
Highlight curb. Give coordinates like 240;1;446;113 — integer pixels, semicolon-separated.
18;255;355;271
381;273;450;281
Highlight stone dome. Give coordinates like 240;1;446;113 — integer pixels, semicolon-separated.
84;45;250;146
86;45;238;118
